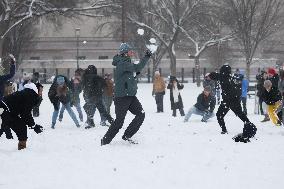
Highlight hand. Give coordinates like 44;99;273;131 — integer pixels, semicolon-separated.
32;124;44;134
145;50;152;57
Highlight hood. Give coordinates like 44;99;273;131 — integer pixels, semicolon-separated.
220;65;231;76
85;65;97;75
24;83;38;94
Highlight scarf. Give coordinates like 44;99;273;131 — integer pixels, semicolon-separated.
173;83;180;103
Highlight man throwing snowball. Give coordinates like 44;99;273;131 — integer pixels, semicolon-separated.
101;43;152;145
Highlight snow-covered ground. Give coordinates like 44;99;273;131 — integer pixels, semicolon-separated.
1;83;284;189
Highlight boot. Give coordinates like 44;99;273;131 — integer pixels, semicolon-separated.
18;140;27;150
261;114;270;122
85;118;95;129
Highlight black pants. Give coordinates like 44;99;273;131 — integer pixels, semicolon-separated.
241;97;247;115
102;96;145;144
83;96;113;123
32;97;42;117
259;97;264;115
155;93;164;112
216;100;250;132
1;112;27;141
172;108;185;117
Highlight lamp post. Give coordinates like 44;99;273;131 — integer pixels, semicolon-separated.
75;28;80;69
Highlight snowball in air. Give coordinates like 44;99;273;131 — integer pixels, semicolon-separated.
137;28;144;36
149;38;156;44
146;44;158;53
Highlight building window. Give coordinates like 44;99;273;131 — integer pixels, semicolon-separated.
99;56;109;60
76;56;86;60
30;57;40;60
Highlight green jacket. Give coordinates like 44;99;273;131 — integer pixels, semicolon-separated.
112;54;150;97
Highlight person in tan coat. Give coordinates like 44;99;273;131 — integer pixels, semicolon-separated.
153;71;166;113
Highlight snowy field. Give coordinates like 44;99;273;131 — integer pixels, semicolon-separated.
1;83;284;189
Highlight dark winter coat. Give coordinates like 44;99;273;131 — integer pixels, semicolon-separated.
194;93;216;112
0;88;40;127
48;75;73;108
71;77;82;104
81;66;106;99
256;74;266;97
167;81;184;110
261;87;282;105
0;64;16;99
112;54;150;97
209;65;242;102
269;74;279;90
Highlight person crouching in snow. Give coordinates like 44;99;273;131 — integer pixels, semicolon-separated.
167;76;185;117
184;86;216;123
48;75;80;129
0;83;44;150
262;80;282;126
209;64;257;143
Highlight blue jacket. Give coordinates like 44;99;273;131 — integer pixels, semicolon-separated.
0;64;16;99
241;79;249;98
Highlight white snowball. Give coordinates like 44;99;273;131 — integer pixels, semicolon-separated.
137;28;144;36
146;44;158;53
149;38;156;44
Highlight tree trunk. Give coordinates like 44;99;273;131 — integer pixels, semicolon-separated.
195;56;201;87
169;52;176;76
246;57;251;82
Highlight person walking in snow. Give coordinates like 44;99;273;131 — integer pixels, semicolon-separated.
48;75;80;129
81;65;114;129
184;86;216;123
256;71;269;121
262;80;282;126
100;73;114;126
152;70;166;113
31;72;43;117
0;54;16;139
59;69;84;122
101;43;152;145
167;76;185;117
0;83;44;150
209;64;257;143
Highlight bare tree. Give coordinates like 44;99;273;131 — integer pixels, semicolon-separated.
220;0;284;80
0;0;116;58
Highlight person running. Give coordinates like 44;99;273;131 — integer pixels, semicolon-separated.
184;86;216;123
101;43;151;145
48;75;80;129
209;64;257;143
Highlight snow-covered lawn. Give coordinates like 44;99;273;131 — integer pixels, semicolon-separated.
1;83;284;189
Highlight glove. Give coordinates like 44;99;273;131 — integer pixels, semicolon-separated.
32;124;44;134
145;49;152;57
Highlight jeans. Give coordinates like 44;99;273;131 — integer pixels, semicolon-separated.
101;95;113;123
59;100;83;122
216;89;221;103
184;106;214;122
155;92;164;112
241;97;247;115
52;102;79;127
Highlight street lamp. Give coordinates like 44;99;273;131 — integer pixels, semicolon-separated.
75;28;80;69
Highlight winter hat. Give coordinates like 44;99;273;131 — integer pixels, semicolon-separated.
264;80;272;88
204;86;211;93
220;65;231;76
268;68;276;76
24;83;38;94
155;71;160;76
56;76;65;85
119;43;132;54
86;65;97;75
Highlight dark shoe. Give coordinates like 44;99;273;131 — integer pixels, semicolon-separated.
18;140;27;150
101;138;110;146
221;131;228;134
51;124;55;129
122;136;138;144
201;119;207;123
85;118;95;129
233;133;250;143
261;115;270;122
